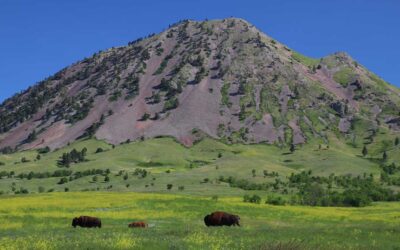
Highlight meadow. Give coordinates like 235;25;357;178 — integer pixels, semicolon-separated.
0;192;400;250
0;137;399;249
0;136;387;195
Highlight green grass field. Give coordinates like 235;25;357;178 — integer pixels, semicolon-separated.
0;136;387;195
1;137;399;249
0;192;399;250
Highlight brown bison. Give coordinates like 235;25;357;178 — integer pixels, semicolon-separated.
128;221;148;228
204;211;240;227
72;216;102;228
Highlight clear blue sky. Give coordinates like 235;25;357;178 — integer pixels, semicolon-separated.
1;0;399;102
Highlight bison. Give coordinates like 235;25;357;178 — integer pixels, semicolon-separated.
204;211;240;227
72;216;102;228
128;221;148;228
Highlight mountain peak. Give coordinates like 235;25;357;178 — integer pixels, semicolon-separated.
0;18;399;151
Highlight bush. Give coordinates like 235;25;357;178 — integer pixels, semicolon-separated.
140;113;150;121
38;186;45;193
243;194;261;204
15;187;29;194
266;195;286;206
167;184;173;190
58;177;68;185
95;148;104;153
342;189;371;207
178;186;185;191
211;195;219;201
37;146;50;154
163;97;179;112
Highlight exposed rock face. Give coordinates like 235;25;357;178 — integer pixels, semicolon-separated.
0;18;399;150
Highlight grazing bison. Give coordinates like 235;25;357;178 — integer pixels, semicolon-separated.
72;216;102;228
128;221;148;228
204;211;240;227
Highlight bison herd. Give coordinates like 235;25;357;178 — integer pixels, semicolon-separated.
72;211;240;229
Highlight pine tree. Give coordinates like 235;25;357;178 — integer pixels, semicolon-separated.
290;144;295;153
362;146;368;157
26;130;37;143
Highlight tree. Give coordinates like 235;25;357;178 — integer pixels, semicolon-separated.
252;169;256;177
290;144;295;153
153;92;161;103
123;173;129;180
395;137;399;146
163;97;179;111
167;184;173;190
140;113;150;121
26;130;37;143
237;82;246;95
362;146;368;157
92;176;98;182
104;175;110;182
383;151;388;162
36;154;41;160
301;184;325;206
293;86;300;98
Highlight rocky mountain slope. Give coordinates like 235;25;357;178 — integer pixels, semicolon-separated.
0;18;399;151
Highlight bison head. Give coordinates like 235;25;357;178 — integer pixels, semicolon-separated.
203;214;211;226
234;215;241;226
72;217;78;228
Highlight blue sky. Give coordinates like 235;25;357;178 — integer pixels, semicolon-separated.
1;0;399;102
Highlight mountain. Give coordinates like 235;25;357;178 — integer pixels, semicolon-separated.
0;18;399;151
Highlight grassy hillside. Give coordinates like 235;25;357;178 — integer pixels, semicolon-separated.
0;136;390;196
0;192;399;249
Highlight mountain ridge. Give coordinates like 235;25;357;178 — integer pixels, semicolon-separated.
0;18;399;151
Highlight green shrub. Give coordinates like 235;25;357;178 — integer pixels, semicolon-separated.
266;195;286;206
243;194;261;204
37;147;50;154
58;177;68;185
163;97;179;111
38;186;45;193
